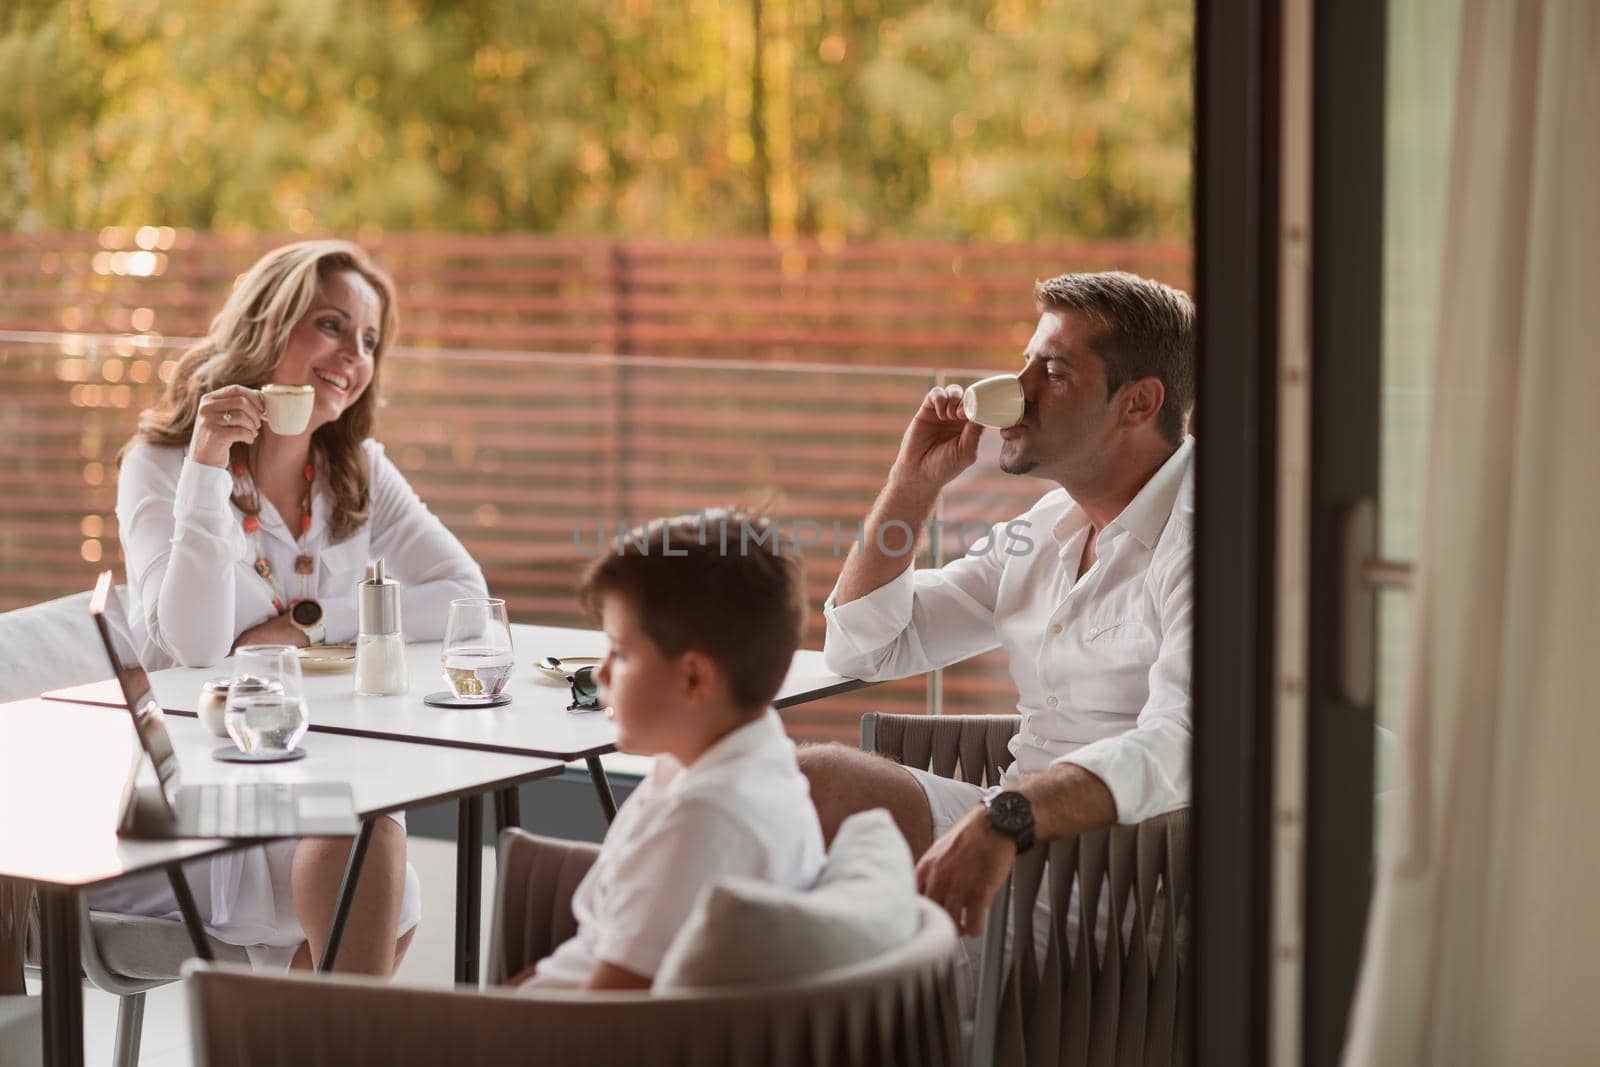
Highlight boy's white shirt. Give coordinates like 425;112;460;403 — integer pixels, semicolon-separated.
520;707;826;990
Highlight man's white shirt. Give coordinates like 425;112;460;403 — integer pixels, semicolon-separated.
521;708;826;989
823;437;1195;824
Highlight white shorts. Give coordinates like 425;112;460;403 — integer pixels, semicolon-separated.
86;812;421;970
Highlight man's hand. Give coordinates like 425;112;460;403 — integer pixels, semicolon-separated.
915;806;1015;937
888;384;985;498
833;385;982;607
915;765;1117;937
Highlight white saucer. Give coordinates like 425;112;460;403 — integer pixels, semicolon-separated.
299;645;356;673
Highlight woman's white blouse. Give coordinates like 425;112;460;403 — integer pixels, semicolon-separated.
118;439;488;669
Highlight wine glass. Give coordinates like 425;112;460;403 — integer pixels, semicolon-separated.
441;598;514;703
227;644;309;754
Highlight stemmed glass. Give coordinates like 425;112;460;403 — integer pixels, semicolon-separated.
441;598;514;703
227;644;309;754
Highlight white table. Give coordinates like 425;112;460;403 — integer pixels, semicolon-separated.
47;623;863;745
45;622;866;818
43;622;868;981
1;697;562;1067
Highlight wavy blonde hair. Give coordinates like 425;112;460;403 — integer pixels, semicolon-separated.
126;240;399;541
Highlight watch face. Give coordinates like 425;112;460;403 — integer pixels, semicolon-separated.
989;791;1031;833
291;599;324;627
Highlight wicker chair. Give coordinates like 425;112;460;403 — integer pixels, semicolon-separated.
186;828;964;1067
862;711;1192;1067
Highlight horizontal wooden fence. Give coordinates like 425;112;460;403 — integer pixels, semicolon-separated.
0;234;1189;743
0;232;1189;363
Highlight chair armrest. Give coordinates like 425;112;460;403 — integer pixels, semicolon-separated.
188;901;961;1067
487;829;601;986
187;963;632;1067
184;964;865;1067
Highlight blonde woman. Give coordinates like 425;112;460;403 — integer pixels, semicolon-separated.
93;240;488;974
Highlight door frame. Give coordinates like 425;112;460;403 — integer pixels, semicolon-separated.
1303;1;1386;1062
1192;0;1281;1060
1193;0;1388;1061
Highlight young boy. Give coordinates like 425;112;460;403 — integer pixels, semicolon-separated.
515;508;826;991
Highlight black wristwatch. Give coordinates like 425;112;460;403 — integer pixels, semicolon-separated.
983;790;1035;853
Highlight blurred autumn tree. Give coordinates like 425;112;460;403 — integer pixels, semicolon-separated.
0;0;1190;241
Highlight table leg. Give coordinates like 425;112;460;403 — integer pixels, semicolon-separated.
164;865;213;961
38;887;83;1067
585;755;618;823
319;819;376;974
454;794;483;985
493;786;521;835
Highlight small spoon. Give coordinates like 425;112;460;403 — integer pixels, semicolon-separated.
535;655;601;673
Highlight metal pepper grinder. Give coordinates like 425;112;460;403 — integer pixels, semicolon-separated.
354;558;408;696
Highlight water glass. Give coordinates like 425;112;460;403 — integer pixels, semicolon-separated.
441;598;514;702
227;644;309;754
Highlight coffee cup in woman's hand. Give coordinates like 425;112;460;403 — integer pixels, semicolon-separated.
261;384;315;435
191;385;267;468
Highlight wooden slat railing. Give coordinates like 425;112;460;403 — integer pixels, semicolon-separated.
0;233;1188;362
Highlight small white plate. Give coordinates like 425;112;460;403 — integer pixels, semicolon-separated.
299;644;357;673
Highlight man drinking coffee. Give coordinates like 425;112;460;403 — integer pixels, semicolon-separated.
800;270;1195;1009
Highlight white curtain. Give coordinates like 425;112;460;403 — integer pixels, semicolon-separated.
1344;0;1600;1063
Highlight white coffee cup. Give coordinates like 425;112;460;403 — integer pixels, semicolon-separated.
961;374;1025;428
261;384;316;435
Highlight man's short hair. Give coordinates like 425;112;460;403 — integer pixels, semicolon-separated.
577;507;807;714
1033;271;1196;445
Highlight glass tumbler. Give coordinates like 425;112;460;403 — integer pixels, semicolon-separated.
441;598;514;703
227;644;309;754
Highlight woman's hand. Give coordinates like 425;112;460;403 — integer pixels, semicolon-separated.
190;385;267;469
231;612;308;652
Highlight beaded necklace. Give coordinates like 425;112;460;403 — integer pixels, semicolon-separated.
230;452;317;615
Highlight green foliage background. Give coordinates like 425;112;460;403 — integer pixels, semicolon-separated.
0;0;1191;240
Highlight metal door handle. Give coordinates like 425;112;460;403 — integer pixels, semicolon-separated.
1337;498;1413;705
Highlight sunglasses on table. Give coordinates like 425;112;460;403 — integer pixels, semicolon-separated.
566;665;603;712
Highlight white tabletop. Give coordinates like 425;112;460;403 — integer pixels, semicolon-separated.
0;697;561;889
44;622;866;760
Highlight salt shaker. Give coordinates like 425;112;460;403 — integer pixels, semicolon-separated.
198;679;232;737
354;558;409;696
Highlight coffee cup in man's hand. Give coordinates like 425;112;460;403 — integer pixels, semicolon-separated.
961;374;1024;429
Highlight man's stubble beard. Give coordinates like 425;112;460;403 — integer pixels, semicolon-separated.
998;455;1037;476
999;440;1037;476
